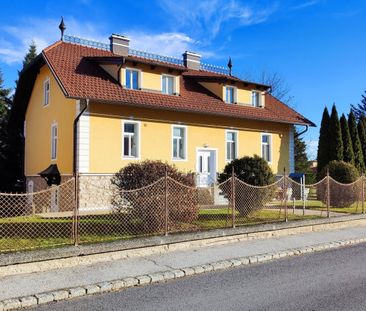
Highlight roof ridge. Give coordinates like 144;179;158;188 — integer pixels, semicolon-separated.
43;40;63;53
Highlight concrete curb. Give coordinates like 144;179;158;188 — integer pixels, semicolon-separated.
2;237;366;310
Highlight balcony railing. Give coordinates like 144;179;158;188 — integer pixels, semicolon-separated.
200;62;229;75
63;35;110;51
129;48;184;66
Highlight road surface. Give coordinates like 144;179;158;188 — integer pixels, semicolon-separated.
34;243;366;311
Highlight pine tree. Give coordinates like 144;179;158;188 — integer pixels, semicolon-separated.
0;69;11;118
15;41;37;85
328;104;343;162
317;107;330;178
351;91;366;120
348;111;365;172
357;120;366;169
340;114;354;165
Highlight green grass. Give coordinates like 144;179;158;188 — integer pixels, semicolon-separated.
0;208;321;253
288;200;366;214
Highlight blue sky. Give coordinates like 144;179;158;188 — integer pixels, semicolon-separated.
1;0;365;159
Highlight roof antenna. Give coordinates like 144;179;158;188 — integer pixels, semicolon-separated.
59;17;66;41
227;57;232;76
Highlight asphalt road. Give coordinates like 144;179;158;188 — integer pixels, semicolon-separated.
34;243;366;311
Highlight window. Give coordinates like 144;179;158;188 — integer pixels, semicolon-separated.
162;75;175;95
51;123;58;160
172;126;186;160
125;69;140;90
252;91;261;107
43;79;50;106
226;131;238;162
225;86;235;104
261;134;271;162
123;121;140;158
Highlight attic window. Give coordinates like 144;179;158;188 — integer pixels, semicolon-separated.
225;86;236;104
125;69;140;90
252;91;261;107
162;75;175;95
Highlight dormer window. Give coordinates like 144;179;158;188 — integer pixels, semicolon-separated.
225;86;235;104
125;69;140;90
252;90;261;107
162;75;175;95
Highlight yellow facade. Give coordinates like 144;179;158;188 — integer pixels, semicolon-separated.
25;65;76;176
88;103;290;175
25;63;291;179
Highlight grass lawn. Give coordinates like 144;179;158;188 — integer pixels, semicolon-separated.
289;200;366;214
0;208;322;253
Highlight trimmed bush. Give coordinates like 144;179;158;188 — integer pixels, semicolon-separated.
318;161;360;207
111;160;198;233
217;155;275;216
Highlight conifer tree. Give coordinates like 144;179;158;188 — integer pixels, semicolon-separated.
317;107;330;178
357;120;366;169
348;111;365;172
340;114;354;165
328;104;343;162
15;41;37;85
351;91;366;120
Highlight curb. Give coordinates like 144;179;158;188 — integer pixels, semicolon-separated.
1;237;366;310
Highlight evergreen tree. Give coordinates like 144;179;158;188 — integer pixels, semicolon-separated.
294;128;309;173
340;114;354;165
15;41;37;85
317;107;330;178
357;120;366;169
351;91;366;120
328;104;343;162
348;111;365;172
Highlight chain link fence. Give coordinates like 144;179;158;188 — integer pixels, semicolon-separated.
0;174;365;253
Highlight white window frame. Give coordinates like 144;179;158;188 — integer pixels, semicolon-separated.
172;125;188;161
251;90;262;107
51;122;58;161
261;133;272;163
125;68;142;90
122;120;141;159
225;85;237;104
43;78;50;107
161;74;176;95
225;130;238;162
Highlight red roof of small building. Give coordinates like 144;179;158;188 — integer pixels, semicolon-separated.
41;41;314;126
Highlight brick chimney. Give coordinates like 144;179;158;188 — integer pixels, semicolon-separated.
109;34;130;56
183;51;201;70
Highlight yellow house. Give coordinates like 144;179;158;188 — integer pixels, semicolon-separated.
12;32;314;209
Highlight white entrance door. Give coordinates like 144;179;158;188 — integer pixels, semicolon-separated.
196;150;216;187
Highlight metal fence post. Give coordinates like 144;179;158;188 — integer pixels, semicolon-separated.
164;166;169;236
283;168;288;222
326;169;330;218
362;172;365;214
231;166;236;228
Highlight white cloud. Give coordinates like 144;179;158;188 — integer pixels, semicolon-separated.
0;17;107;64
158;0;278;40
290;0;320;11
126;31;195;57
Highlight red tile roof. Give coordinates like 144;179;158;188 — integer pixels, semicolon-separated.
42;41;314;126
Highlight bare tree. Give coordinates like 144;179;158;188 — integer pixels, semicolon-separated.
259;71;294;105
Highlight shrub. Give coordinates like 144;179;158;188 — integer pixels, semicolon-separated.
111;160;198;233
217;155;276;216
317;161;360;207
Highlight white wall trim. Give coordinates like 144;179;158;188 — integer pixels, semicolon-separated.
289;126;295;173
77;102;90;173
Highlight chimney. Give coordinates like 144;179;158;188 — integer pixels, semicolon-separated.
109;34;130;56
183;51;201;70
